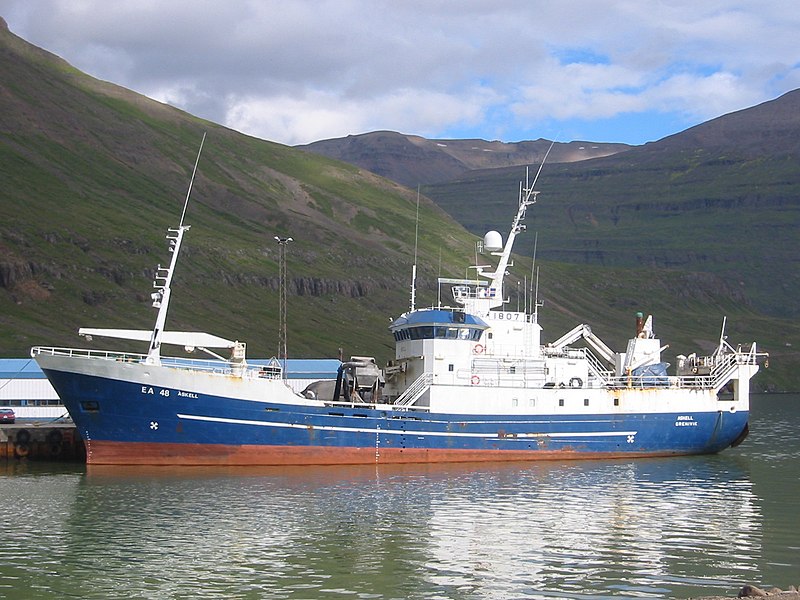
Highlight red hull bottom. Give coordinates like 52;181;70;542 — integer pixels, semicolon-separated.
85;440;693;466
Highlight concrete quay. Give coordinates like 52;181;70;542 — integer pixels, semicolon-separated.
0;422;85;462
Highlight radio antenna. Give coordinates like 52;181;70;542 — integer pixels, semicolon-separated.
528;232;538;314
180;132;206;228
409;186;421;311
531;139;555;190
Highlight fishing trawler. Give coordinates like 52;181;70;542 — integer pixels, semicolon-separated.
31;146;768;465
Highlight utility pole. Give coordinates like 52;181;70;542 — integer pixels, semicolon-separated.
274;236;293;376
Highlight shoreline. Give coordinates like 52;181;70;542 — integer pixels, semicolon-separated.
693;585;800;599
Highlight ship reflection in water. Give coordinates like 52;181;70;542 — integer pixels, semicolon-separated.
422;456;760;598
1;452;765;599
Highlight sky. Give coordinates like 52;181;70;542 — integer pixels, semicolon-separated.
2;0;800;147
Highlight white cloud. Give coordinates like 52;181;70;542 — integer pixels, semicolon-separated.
645;72;759;120
2;0;800;144
225;87;496;145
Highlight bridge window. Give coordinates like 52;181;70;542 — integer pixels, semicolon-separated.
410;326;434;339
394;326;484;341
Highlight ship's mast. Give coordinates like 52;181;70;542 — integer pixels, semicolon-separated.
474;170;538;309
473;143;553;311
146;133;206;365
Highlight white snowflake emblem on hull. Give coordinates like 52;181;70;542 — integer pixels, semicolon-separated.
627;435;635;444
150;421;159;430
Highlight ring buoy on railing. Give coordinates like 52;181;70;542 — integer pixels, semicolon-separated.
471;375;480;385
569;377;583;388
473;344;484;354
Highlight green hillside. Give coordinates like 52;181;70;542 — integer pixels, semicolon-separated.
0;21;475;363
423;91;800;323
0;20;794;391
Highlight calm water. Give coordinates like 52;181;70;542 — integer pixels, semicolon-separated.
1;394;798;600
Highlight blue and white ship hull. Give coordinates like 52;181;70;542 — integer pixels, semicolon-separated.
30;160;767;466
33;349;753;465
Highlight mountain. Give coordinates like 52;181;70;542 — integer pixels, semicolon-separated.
299;92;800;323
301;93;800;390
298;131;630;187
422;90;800;319
0;19;795;390
420;90;800;390
0;18;475;363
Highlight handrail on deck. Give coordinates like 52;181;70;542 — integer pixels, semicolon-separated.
30;346;283;380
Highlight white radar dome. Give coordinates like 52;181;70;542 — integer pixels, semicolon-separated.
483;230;503;251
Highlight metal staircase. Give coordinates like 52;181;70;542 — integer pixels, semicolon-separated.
710;352;745;393
394;372;434;407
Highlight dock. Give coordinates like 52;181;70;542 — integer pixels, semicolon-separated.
0;423;85;462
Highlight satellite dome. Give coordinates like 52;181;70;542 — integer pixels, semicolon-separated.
483;230;503;251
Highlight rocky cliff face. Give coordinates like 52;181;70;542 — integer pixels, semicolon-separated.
218;271;401;298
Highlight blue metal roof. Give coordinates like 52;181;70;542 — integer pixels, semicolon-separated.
1;358;340;380
390;309;488;329
248;359;341;379
0;359;47;379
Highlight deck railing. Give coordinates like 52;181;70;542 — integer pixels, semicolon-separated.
30;346;283;380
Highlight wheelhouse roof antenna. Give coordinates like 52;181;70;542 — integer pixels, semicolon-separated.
410;186;421;311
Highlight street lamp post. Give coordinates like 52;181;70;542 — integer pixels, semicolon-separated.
274;236;293;377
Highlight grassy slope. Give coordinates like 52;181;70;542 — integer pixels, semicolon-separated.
424;131;800;321
0;24;475;363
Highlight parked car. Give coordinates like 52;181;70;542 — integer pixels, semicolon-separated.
0;408;16;424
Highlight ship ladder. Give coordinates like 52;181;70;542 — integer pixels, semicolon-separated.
394;372;434;407
711;353;742;393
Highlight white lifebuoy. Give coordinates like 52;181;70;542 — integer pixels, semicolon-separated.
569;377;583;388
473;344;484;354
471;375;480;385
